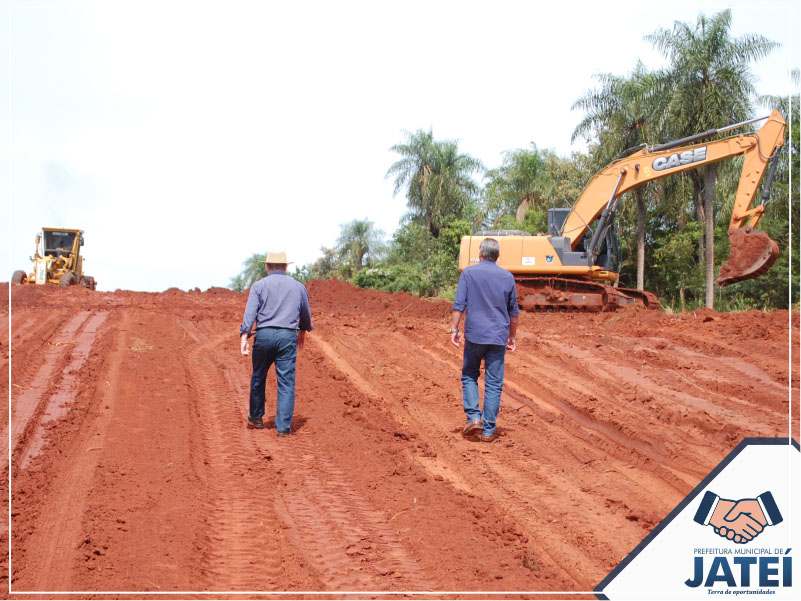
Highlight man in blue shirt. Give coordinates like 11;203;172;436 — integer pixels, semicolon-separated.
450;238;519;442
240;251;313;436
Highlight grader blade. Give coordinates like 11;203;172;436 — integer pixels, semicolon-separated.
715;227;780;287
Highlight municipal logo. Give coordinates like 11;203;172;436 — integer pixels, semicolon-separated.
693;490;782;545
596;438;798;600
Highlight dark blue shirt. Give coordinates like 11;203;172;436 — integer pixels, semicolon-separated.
452;260;519;346
239;271;313;335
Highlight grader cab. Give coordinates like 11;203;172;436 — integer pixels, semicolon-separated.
12;228;97;290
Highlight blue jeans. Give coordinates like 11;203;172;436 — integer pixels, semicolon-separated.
249;327;298;432
461;340;506;436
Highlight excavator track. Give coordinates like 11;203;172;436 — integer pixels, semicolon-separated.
515;277;660;312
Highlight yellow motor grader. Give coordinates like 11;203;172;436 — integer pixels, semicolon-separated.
12;228;97;290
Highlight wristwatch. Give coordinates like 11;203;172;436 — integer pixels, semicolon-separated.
449;329;459;334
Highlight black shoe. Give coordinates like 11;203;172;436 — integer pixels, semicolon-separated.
277;429;291;437
248;417;265;429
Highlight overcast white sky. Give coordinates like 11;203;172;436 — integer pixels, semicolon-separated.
3;0;799;292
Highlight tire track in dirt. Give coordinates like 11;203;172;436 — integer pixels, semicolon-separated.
194;331;433;591
19;311;108;469
7;310;75;408
502;360;708;490
5;282;792;595
265;432;433;591
181;323;286;591
5;310;67;437
5;312;94;474
308;333;591;587
559;331;787;411
409;338;697;511
13;309;119;591
59;311;225;591
413;326;772;503
502;332;746;476
669;343;787;403
415;341;684;473
542;337;785;438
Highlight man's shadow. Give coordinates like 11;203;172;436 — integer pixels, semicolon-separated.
263;416;308;432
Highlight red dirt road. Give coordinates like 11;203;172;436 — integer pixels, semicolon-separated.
1;280;797;598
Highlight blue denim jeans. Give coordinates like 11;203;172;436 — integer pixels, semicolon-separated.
249;327;298;432
461;340;506;436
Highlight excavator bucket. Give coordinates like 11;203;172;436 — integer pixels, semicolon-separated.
715;227;780;287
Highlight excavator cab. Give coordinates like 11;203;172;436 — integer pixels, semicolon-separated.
550;208;619;272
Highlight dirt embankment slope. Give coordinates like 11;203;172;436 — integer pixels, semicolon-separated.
1;280;796;597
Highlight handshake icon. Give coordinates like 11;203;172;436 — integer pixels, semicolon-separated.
693;491;783;544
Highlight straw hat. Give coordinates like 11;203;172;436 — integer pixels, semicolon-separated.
264;251;293;264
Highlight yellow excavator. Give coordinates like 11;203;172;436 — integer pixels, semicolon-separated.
12;228;97;290
459;110;786;311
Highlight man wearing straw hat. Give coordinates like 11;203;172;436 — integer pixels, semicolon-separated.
240;251;313;436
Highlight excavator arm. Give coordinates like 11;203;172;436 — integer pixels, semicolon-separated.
560;110;786;285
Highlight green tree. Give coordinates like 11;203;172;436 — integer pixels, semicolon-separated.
483;144;546;226
572;63;661;290
721;74;800;309
386;129;483;238
300;246;340;282
537;151;595;213
229;252;267;291
483;147;592;236
357;218;471;298
335;218;386;280
645;9;779;308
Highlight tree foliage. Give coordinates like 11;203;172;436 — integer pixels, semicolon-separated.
386;129;483;238
725;72;800;309
645;9;779;308
231;11;793;312
355;219;471;298
484;145;546;223
335;219;386;280
291;220;386;284
229;253;267;292
573;63;662;290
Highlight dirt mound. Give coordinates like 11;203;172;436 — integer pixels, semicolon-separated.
307;278;451;319
2;282;796;595
203;286;243;297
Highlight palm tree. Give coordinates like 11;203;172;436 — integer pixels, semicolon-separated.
229;252;267;291
572;63;660;290
335;218;385;279
645;9;779;308
386;129;483;237
484;144;546;226
386;129;435;230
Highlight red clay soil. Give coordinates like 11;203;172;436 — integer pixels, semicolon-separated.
1;280;797;599
717;228;779;283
